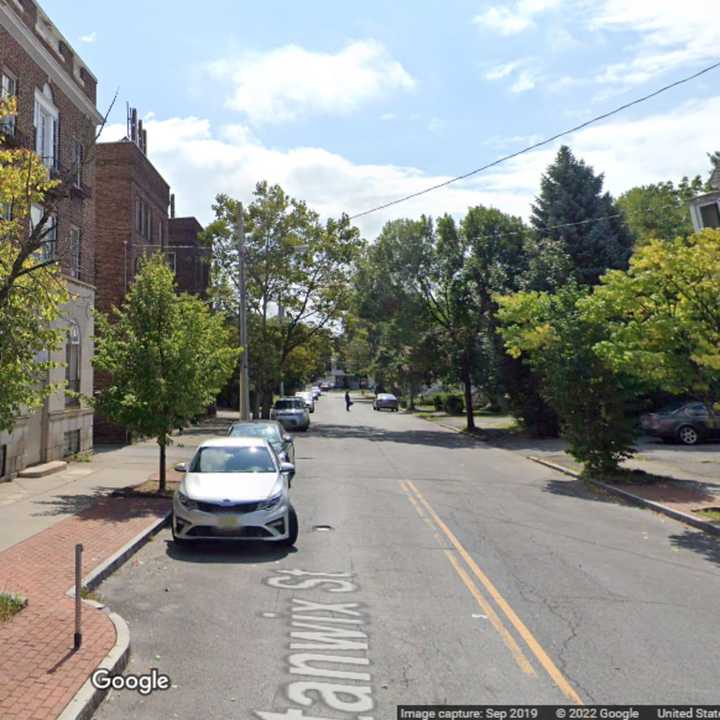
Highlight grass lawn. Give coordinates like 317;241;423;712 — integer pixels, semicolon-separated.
0;593;26;623
694;508;720;522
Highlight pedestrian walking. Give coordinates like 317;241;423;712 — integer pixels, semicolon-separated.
345;391;353;412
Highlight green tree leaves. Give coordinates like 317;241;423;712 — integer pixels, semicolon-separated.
93;256;239;490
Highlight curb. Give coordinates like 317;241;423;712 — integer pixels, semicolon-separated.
528;456;720;537
59;510;171;720
56;610;130;720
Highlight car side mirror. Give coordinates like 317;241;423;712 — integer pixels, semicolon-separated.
280;462;296;479
174;462;188;473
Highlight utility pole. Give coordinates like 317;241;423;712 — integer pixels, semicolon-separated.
278;301;285;397
237;203;251;420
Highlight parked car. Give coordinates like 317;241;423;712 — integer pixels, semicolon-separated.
295;391;315;413
172;437;298;545
227;420;295;464
373;393;400;412
271;397;311;431
641;400;720;445
319;382;331;391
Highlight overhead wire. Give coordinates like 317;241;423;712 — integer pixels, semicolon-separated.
349;60;720;221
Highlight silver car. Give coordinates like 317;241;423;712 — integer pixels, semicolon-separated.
271;397;310;431
172;437;298;545
227;420;295;464
295;391;315;414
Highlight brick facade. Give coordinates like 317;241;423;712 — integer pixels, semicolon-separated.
0;0;102;478
168;216;209;297
94;140;170;315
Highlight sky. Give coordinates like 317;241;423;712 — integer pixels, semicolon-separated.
43;0;720;238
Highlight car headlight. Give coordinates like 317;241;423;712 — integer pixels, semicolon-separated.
177;492;198;511
259;492;283;511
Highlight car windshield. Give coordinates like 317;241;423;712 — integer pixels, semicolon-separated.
275;399;304;410
190;446;276;473
229;424;281;442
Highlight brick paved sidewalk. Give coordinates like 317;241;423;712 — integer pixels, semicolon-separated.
0;497;169;720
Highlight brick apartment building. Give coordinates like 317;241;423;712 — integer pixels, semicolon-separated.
168;215;210;297
94;124;208;441
0;0;103;478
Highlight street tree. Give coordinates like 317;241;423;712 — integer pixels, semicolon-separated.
531;145;633;285
617;178;705;246
94;255;239;492
586;228;720;403
0;97;69;432
203;182;362;416
497;284;639;475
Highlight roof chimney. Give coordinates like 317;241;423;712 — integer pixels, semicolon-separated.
170;193;176;219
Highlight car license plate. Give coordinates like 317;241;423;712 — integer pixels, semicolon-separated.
218;514;238;529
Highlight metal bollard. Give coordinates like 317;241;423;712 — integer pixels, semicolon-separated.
74;543;83;650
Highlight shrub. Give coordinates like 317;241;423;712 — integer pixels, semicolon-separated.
443;394;465;415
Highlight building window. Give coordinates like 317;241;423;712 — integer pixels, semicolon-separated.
30;205;57;261
69;226;81;278
34;87;59;171
0;444;6;479
63;430;81;457
166;252;176;273
699;202;720;229
73;141;84;187
1;70;17;136
65;322;81;406
0;200;12;223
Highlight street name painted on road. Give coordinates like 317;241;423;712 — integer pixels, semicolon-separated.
257;569;376;720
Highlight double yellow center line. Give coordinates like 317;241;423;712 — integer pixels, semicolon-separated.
400;479;583;705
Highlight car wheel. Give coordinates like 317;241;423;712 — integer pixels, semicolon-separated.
281;505;299;547
677;425;700;445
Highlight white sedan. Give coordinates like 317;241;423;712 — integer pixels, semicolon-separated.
172;437;298;545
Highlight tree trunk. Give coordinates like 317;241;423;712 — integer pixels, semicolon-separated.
261;385;273;419
463;350;475;432
158;434;167;494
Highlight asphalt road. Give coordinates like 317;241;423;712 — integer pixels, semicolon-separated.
94;393;720;719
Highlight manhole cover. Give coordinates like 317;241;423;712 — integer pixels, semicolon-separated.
312;525;334;532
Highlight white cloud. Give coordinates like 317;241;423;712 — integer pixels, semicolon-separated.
79;31;96;44
485;59;540;93
208;40;415;125
485;60;525;80
381;112;396;121
96;95;720;240
473;0;562;35
510;71;538;93
591;0;720;86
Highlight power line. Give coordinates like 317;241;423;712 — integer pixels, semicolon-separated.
349;60;720;221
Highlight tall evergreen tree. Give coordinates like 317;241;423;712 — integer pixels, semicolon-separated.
531;145;633;285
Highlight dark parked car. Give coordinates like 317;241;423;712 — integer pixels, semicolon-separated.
641;401;720;445
227;420;295;464
373;393;400;412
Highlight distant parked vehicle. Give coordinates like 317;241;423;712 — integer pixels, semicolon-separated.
295;391;315;413
373;393;400;412
319;382;331;391
271;397;311;431
227;420;295;464
641;400;720;445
